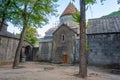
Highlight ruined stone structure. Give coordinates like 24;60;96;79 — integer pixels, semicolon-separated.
38;3;120;67
0;23;32;64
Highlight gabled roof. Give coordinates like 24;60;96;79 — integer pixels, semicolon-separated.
44;27;57;37
60;2;77;17
45;27;57;34
87;16;120;34
53;23;78;35
0;30;19;39
0;30;33;47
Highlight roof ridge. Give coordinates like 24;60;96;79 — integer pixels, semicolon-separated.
60;2;77;17
89;16;120;21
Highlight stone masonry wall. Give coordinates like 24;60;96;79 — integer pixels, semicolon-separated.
52;26;75;63
0;36;32;64
36;41;52;61
87;33;120;66
0;36;18;64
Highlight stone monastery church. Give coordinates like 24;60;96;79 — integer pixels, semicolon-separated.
0;3;120;66
0;2;119;67
37;2;120;66
38;2;80;64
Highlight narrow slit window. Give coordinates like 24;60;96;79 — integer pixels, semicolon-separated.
62;35;64;41
61;34;65;42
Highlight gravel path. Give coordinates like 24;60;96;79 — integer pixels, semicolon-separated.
0;62;119;80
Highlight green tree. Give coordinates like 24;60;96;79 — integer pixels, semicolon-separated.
16;27;39;46
72;0;103;78
72;0;95;24
0;0;14;31
72;11;80;23
79;0;87;78
12;0;58;68
72;0;119;78
25;27;38;46
72;0;94;78
79;0;107;78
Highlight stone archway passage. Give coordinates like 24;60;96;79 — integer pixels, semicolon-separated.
25;45;32;61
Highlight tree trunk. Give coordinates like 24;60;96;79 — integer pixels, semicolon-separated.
79;0;87;78
12;26;26;68
12;0;27;69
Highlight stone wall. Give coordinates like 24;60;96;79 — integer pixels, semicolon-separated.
0;36;32;64
74;39;79;63
52;26;76;63
32;47;39;61
87;33;120;66
36;41;52;61
0;36;18;64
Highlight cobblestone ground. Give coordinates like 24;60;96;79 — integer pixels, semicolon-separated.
0;62;119;80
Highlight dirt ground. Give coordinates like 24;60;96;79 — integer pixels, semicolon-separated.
0;62;119;80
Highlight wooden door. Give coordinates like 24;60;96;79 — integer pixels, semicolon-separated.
63;55;68;63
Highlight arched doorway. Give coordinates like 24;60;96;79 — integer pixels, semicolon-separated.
25;45;32;61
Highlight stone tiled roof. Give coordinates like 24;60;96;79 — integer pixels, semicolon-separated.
45;27;57;34
45;27;57;37
0;30;19;39
87;17;120;34
60;2;77;17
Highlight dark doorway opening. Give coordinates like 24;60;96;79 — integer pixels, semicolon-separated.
25;45;32;61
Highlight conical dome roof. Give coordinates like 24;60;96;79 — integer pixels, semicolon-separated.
60;2;77;17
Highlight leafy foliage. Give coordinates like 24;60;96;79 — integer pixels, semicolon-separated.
0;0;15;30
72;11;80;24
10;0;58;28
86;0;96;5
72;0;96;4
16;27;39;46
72;0;96;24
24;27;38;46
12;0;58;68
0;0;13;20
72;10;90;29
